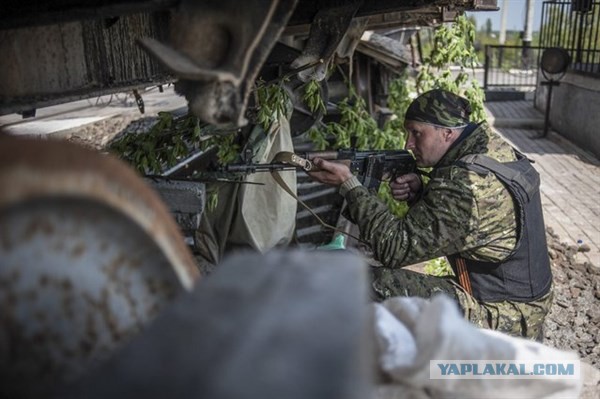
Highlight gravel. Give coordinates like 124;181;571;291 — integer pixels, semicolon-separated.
543;227;600;367
59;115;158;150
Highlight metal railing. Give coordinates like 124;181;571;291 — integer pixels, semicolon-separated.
484;1;599;90
483;45;543;90
540;0;600;76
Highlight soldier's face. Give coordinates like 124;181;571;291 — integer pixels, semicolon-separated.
404;120;454;167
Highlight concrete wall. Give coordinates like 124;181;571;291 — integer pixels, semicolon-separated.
535;71;600;159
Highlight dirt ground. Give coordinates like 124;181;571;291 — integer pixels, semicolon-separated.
543;227;600;367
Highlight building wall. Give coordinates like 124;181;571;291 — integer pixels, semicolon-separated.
535;71;600;159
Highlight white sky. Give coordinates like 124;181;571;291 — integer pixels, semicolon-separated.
467;0;544;32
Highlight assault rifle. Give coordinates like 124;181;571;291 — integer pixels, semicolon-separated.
224;149;416;191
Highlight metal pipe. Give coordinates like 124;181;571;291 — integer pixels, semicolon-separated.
543;82;555;138
483;45;490;90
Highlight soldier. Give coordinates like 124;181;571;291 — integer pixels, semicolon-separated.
308;89;553;341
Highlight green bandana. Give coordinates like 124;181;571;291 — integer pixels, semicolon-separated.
405;89;472;128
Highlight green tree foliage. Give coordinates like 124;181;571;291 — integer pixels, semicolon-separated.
485;18;492;36
416;15;487;123
302;79;327;115
255;79;291;131
466;15;477;31
109;112;240;175
424;256;455;277
386;73;414;130
305;81;410;217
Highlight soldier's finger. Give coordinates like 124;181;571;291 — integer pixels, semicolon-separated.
307;170;329;182
392;192;409;200
394;175;410;184
395;173;420;184
312;157;337;172
390;181;408;190
392;188;410;196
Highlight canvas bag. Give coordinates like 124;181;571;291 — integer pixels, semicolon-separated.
228;113;297;252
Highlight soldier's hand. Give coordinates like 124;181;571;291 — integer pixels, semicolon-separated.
390;173;422;201
307;158;353;186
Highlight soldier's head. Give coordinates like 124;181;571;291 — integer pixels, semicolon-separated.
404;89;471;167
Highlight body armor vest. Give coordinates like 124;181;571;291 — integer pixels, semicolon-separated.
447;152;553;302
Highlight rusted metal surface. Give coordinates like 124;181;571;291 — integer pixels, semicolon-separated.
290;1;362;82
1;0;177;30
0;135;199;396
0;12;173;116
284;0;498;34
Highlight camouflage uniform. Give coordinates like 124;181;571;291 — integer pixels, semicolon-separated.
342;90;553;341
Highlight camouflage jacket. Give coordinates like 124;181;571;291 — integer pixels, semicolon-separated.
344;122;518;267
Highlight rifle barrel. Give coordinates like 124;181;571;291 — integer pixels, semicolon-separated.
224;163;297;173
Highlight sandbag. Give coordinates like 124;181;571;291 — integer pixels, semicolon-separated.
373;295;582;399
228;113;297;252
195;111;297;269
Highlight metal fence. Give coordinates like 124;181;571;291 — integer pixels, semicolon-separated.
483;1;599;90
483;45;543;90
539;0;600;75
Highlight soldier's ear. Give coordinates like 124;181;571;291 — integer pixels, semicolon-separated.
443;128;454;141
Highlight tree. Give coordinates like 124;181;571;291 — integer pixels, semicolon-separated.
467;15;477;31
416;15;487;123
485;18;493;35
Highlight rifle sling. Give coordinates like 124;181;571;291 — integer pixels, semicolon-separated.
454;257;473;296
270;152;368;246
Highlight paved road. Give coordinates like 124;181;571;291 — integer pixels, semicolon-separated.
0;86;187;135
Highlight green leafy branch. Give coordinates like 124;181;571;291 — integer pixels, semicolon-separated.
307;84;411;217
302;79;327;115
109;112;204;174
424;256;454;277
417;15;487;123
255;79;291;131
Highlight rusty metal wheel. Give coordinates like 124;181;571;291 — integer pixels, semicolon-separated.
0;135;200;396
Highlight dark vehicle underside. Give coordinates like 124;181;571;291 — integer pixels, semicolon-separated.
1;0;497;118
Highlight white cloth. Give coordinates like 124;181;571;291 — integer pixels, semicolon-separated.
373;295;582;399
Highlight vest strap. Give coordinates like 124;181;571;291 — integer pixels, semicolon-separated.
457;153;537;201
